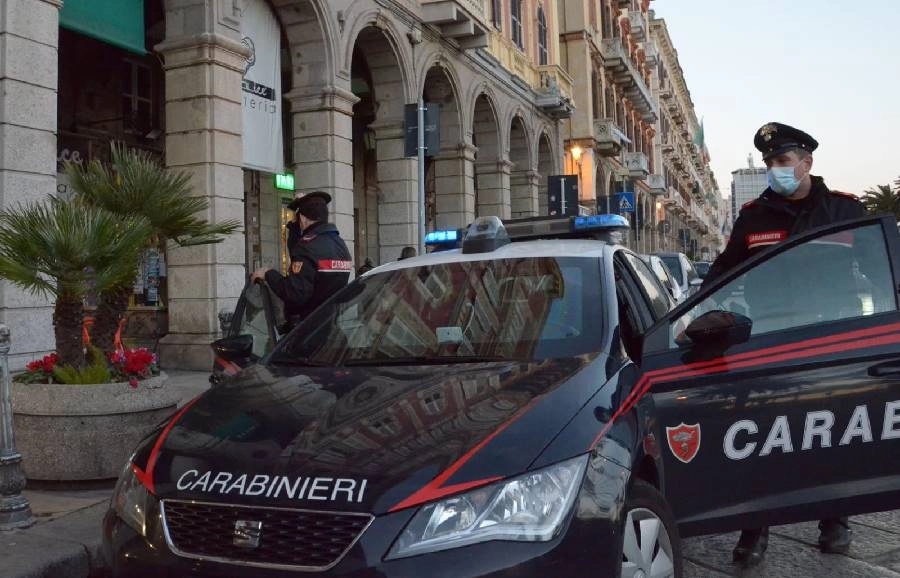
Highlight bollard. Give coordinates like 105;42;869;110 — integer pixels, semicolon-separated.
0;324;35;530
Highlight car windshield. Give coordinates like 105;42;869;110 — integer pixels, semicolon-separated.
659;255;683;281
694;262;711;277
269;257;604;366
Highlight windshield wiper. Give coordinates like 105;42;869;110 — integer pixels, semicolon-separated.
341;355;509;366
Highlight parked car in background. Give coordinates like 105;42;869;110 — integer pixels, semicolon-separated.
641;254;685;304
693;261;712;279
653;251;702;297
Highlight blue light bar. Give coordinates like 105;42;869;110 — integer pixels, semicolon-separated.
573;214;630;231
424;229;459;245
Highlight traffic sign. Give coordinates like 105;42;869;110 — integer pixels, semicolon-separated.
616;191;635;213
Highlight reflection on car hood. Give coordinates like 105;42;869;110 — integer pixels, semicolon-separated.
149;356;604;514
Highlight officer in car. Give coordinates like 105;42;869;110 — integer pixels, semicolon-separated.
251;191;352;330
704;123;865;567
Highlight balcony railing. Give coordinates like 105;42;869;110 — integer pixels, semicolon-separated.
643;41;658;66
663;186;686;215
536;65;575;119
420;0;489;50
629;12;646;41
600;38;657;123
594;118;623;157
647;174;666;195
624;151;649;180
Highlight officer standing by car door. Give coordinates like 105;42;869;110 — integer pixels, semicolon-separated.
251;191;352;331
704;122;866;566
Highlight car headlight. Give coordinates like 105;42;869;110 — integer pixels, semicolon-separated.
111;461;154;537
388;454;588;559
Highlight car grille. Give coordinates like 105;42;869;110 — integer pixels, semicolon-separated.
161;499;373;571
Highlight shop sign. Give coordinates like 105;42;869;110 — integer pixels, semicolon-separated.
241;0;284;174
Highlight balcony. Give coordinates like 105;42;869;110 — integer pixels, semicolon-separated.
420;0;489;50
536;66;575;119
629;12;646;41
624;151;649;180
663;186;686;215
594;118;624;157
658;84;673;100
642;41;658;66
647;174;666;195
600;38;657;123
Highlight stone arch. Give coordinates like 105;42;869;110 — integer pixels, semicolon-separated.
272;0;337;95
472;92;506;218
349;25;415;265
341;10;413;109
423;63;471;229
509;115;537;217
536;131;554;216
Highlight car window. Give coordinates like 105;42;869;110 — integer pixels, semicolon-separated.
624;254;671;319
231;284;275;357
683;258;700;282
658;255;683;284
670;223;896;345
272;257;604;364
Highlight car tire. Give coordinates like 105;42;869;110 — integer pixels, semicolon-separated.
620;479;683;578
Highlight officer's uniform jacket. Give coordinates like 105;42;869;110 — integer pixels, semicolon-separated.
705;176;866;284
265;221;352;324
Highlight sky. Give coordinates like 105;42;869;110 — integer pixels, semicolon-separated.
651;0;899;199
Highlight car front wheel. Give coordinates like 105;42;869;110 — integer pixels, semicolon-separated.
620;479;682;578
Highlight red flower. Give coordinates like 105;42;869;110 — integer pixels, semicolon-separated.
129;377;139;388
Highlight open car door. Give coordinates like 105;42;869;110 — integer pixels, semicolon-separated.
638;214;900;537
210;280;283;383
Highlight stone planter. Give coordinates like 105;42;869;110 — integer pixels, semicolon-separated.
10;372;182;481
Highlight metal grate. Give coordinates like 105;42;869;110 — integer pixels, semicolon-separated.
161;499;372;571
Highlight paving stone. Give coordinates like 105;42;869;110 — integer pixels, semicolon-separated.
855;511;900;536
771;519;900;562
1;531;89;578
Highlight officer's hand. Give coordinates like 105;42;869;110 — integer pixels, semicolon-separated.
250;268;269;283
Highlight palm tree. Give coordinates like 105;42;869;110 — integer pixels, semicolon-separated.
861;184;900;220
65;143;240;351
0;200;151;367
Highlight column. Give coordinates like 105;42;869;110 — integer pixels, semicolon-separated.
0;0;61;370
434;143;477;229
475;159;512;219
155;27;248;370
510;170;540;218
286;87;358;263
371;122;417;264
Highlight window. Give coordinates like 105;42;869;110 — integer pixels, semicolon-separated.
511;0;523;49
537;6;548;65
121;59;154;134
492;0;502;30
625;254;672;319
670;223;896;344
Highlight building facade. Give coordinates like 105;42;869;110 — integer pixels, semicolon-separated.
0;0;574;370
731;165;768;223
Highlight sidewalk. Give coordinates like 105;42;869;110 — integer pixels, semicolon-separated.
2;370;211;578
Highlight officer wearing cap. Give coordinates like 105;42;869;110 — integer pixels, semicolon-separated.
704;123;864;566
251;191;352;330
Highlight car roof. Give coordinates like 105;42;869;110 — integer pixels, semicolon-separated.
365;239;613;276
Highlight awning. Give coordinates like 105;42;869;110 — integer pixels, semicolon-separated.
60;0;146;55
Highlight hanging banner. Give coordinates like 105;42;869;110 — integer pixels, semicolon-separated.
241;0;284;173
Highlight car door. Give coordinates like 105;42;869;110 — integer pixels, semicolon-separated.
639;215;900;537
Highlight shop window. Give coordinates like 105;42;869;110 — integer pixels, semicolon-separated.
537;6;548;65
121;59;154;134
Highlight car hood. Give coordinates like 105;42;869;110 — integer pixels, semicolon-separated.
146;356;606;514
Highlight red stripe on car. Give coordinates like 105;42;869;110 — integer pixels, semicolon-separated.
133;396;202;494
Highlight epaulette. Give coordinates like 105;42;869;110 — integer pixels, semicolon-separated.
828;190;860;202
741;199;757;209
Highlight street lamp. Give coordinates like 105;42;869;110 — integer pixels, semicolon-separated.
0;325;34;530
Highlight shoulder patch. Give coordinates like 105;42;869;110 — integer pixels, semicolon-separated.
301;233;318;242
828;190;860;201
741;199;757;209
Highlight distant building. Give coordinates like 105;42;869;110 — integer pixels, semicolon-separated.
731;155;768;222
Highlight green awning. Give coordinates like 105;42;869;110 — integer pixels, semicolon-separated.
60;0;146;55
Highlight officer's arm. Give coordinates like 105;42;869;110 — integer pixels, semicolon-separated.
703;215;749;288
266;253;316;310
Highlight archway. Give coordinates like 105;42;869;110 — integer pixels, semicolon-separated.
536;132;554;215
349;26;411;265
509;116;536;217
423;65;468;229
472;93;506;218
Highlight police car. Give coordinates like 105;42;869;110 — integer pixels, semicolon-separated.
103;213;900;577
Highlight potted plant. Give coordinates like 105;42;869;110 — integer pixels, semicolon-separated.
0;145;238;480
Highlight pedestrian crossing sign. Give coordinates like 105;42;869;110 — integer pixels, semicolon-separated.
616;191;635;213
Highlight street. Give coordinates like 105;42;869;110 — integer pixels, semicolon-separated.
683;513;900;577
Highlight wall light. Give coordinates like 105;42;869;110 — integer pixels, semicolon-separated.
570;145;583;162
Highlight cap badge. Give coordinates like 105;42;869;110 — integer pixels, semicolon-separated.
759;123;777;142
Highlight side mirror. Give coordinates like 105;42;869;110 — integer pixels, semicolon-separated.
684;310;752;348
211;334;254;362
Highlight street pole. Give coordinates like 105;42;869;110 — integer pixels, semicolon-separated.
0;324;34;530
417;98;426;256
